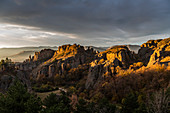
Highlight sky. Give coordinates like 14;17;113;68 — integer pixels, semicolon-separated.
0;0;170;47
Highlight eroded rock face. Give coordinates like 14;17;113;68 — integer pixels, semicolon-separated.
15;49;55;71
147;38;170;66
33;49;55;61
137;38;170;67
85;64;104;89
85;45;137;89
2;38;170;92
138;39;162;65
31;44;97;80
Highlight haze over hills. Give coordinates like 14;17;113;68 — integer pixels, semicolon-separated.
8;51;36;62
0;46;58;62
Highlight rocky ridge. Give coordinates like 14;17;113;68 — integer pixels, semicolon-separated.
26;44;96;81
147;38;170;67
0;37;170;92
85;45;137;89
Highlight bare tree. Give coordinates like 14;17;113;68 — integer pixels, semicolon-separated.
146;89;169;113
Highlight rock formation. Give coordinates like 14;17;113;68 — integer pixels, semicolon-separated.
30;44;96;80
147;38;170;66
138;39;162;65
85;45;137;89
33;49;55;61
15;49;55;71
1;37;170;92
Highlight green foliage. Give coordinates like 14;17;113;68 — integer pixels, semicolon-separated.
97;98;116;113
75;98;116;113
43;93;59;108
121;92;147;113
0;80;42;113
42;91;71;113
74;98;90;113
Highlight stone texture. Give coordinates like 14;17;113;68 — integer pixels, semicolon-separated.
85;45;137;89
138;39;162;65
147;38;170;66
33;49;55;61
30;44;96;80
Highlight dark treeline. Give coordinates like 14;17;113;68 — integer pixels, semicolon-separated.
0;80;169;113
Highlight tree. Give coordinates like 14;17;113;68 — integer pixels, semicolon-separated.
97;98;116;113
42;91;71;113
74;98;90;113
75;98;116;113
146;89;169;113
121;92;147;113
0;80;42;113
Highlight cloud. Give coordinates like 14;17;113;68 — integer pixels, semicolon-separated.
0;0;170;47
0;23;79;47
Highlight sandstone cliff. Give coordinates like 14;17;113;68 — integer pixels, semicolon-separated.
138;39;162;65
85;45;137;89
15;49;55;71
33;49;55;61
30;44;96;80
138;38;170;67
147;38;170;67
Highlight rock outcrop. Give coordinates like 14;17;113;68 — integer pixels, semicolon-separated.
33;49;55;61
147;38;170;66
2;38;170;92
137;38;170;67
15;49;55;71
85;45;137;89
31;44;97;80
138;39;162;65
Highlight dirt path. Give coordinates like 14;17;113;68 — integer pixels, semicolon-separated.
36;88;67;100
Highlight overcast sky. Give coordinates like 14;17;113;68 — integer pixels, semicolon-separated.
0;0;170;47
